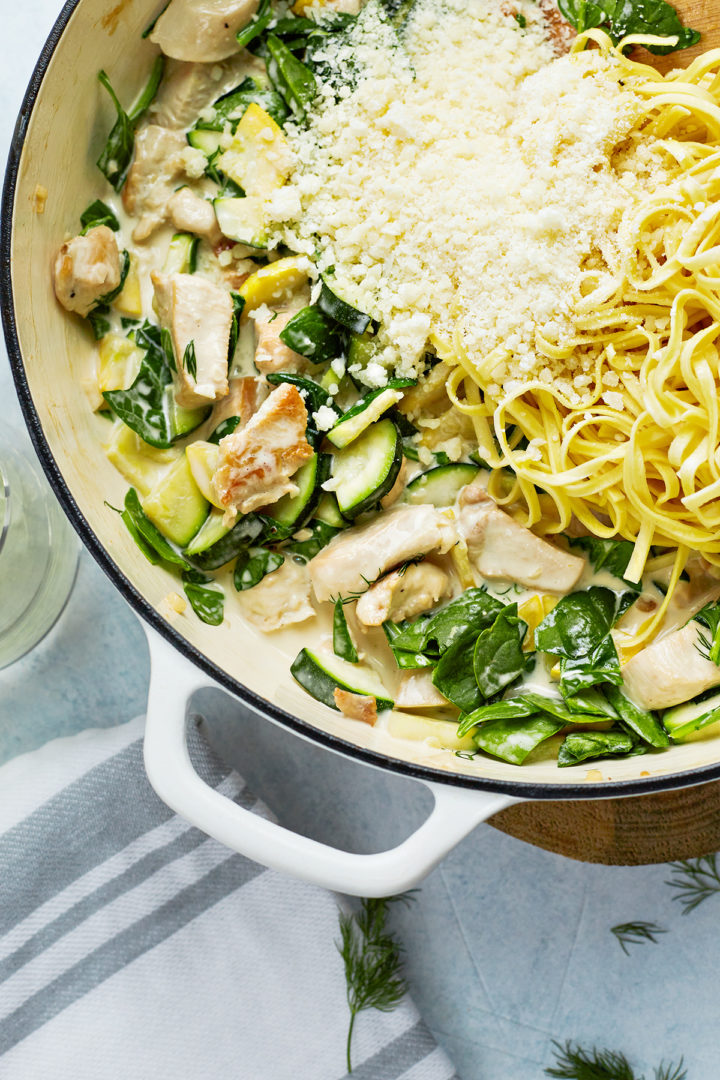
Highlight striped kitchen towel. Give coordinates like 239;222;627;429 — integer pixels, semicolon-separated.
0;715;457;1080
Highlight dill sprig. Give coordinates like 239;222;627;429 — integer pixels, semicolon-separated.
546;1041;686;1080
337;896;412;1073
611;921;666;956
666;855;720;914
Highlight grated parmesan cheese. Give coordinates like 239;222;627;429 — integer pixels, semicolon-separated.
277;0;670;396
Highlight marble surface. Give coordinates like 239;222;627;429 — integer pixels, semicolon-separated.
1;6;717;1078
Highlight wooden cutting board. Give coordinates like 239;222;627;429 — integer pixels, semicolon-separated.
489;0;720;867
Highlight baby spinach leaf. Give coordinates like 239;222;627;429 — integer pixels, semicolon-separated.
266;34;316;119
559;635;623;696
473;714;565;766
279;306;345;364
210;76;289;129
80;199;119;234
432;631;484;713
513;690;603;725
103;322;174;447
561;686;619;719
228;292;245;363
604;685;669;747
457;697;537;738
121;488;189;569
568;535;641;591
416;588;503;656
334;599;359;663
236;0;274;49
208;416;242;444
234;546;284;591
287;520;340;562
182;570;225;625
87;308;112;340
97;57;164;192
693;601;720;666
557;730;641;767
473;604;527;699
536;586;632;659
557;0;700;55
383;620;434;669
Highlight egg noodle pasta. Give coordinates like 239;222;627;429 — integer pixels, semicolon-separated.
443;31;720;592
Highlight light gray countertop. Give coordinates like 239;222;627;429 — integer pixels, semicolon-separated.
1;6;717;1078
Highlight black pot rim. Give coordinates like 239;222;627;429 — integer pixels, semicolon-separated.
4;0;720;803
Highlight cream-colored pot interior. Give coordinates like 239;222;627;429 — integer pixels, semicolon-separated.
8;0;720;795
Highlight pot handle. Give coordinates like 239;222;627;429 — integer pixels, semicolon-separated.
142;625;522;897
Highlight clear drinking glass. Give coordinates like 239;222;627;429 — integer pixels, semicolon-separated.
0;438;79;669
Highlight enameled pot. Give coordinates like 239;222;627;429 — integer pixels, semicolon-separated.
5;0;720;896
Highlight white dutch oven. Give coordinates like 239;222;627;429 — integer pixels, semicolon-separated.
4;0;720;897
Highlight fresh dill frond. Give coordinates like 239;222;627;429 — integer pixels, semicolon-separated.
337;895;413;1073
666;855;720;914
546;1041;686;1080
611;921;666;956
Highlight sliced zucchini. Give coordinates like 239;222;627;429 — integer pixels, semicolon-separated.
326;386;406;449
318;280;371;334
291;648;394;711
97;333;143;399
167;393;211;441
402;463;481;507
164;232;199;275
331;418;402;519
218;102;292;195
142;455;210;546
214;196;267;248
187;128;224;157
104;422;179;497
184;510;264;570
268;452;330;529
663;691;720;740
387;711;476;752
185;441;223;507
315;492;347;528
347;330;379;369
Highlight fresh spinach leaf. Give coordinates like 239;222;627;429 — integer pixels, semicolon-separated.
334;599;359;662
432;631;484;713
228;291;245;363
604;685;669;747
559;634;624;696
457;697;537;738
561;686;619;719
693;601;720;666
104;325;173;447
121;488;190;569
234;546;284;590
473;604;527;699
279;305;345;364
287;519;340;562
514;690;605;725
87;308;112;340
236;0;274;48
568;535;641;591
97;57;164;191
210;76;289;129
473;714;565;765
208;416;242;444
383;620;434;669
80;199;119;234
182;569;225;625
557;729;640;767
410;588;503;656
557;0;700;55
536;586;632;659
266;34;317;119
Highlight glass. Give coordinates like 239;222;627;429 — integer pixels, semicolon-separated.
0;439;79;668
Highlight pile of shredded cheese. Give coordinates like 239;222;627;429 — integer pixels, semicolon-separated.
281;0;667;400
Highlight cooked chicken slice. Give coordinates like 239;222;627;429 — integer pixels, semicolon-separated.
457;484;584;594
309;505;457;604
150;0;260;63
622;620;720;711
52;226;121;317
237;556;315;631
395;671;450;710
123;125;187;242
537;0;576;55
253;311;306;374
151;55;258;129
168;188;222;245
355;562;449;627
207;375;268;433
152;272;231;408
213;383;313;519
333;689;378;726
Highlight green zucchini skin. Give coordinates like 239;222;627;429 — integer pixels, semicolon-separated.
269;452;331;530
663;690;720;740
318;280;371;334
403;463;481;507
290;648;394;711
184;513;264;570
332;419;402;519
